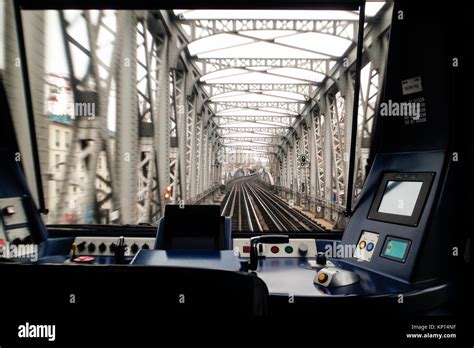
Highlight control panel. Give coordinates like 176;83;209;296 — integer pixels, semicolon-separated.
72;236;155;257
0;197;31;245
353;231;379;262
233;238;317;258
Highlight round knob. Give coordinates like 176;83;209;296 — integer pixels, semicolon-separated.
77;242;86;252
316;252;327;266
11;238;21;246
318;272;329;283
131;243;139;253
98;243;106;253
109;243;116;253
298;243;308;256
142;243;150;250
87;243;96;253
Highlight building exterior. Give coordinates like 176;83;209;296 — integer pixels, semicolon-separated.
45;74;114;224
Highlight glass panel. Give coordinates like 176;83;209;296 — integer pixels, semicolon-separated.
15;4;392;231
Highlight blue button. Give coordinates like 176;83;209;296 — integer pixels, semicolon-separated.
366;242;374;251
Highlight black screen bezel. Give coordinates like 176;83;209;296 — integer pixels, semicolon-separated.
162;205;223;250
367;172;435;226
380;236;412;263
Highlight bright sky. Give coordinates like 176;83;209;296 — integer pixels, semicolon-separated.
46;11;69;74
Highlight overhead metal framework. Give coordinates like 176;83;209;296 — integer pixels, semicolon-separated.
176;5;392;223
4;2;392;227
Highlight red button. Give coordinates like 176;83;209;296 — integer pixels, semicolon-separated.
73;256;95;263
242;245;250;253
0;240;4;246
271;246;279;254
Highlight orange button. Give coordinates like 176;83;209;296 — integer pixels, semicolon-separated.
318;273;328;283
359;240;366;249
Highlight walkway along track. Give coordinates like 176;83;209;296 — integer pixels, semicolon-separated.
221;175;325;233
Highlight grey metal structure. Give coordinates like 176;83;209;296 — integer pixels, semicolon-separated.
1;3;392;227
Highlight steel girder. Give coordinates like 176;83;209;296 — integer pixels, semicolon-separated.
215;115;294;127
199;126;209;193
309;108;325;199
225;152;274;161
195;115;204;194
322;96;334;220
294;136;301;201
224;146;278;153
213;101;302;114
328;91;347;207
170;68;187;204
186;94;198;200
177;18;357;42
153;29;172;216
136;16;160;223
202;83;313;98
282;155;288;188
116;12;139;223
196;58;335;76
217;128;289;141
299;122;310;196
54;10;120;224
221;137;280;144
288;144;296;196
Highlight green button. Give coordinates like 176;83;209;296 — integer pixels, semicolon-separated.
285;246;294;254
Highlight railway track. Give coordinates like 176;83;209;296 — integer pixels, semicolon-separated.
221;175;325;233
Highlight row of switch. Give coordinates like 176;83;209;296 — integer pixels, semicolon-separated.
241;243;307;255
76;241;150;254
233;238;317;258
73;237;156;256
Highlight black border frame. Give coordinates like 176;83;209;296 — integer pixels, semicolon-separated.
162;205;223;250
367;172;435;227
380;235;411;263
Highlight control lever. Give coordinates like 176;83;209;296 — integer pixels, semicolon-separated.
114;236;126;264
247;235;289;271
316;252;327;266
308;251;334;270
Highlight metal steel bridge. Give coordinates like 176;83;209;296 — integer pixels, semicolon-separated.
1;2;393;229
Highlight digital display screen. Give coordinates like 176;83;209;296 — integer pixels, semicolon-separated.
381;238;410;262
378;181;423;216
